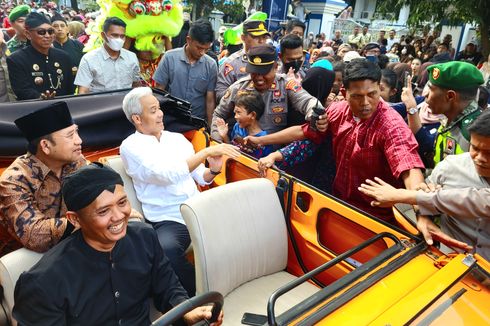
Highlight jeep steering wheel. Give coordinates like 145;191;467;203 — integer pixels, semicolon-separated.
151;291;223;326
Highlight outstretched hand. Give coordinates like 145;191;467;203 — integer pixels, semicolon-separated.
358;177;403;207
215;118;229;140
243;135;262;148
207;155;223;172
286;67;302;84
401;75;417;109
315;113;328;132
206;143;241;159
416;216;473;252
257;155;276;177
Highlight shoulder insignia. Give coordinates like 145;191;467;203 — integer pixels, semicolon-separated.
237;89;250;96
286;79;302;92
223;63;234;77
224;90;231;99
239;66;246;73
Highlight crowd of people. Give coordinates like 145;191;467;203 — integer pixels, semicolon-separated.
0;2;489;324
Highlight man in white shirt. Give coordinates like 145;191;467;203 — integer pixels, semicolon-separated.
120;87;240;296
386;29;399;52
75;17;141;94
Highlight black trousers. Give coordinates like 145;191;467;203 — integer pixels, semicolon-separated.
147;220;196;297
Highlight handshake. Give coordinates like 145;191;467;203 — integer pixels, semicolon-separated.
232;136;261;155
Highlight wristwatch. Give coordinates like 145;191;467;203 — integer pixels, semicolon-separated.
408;107;418;115
209;169;221;176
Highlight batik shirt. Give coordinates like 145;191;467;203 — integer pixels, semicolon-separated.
0;153;86;255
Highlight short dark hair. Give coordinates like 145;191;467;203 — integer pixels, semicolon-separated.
235;91;265;119
333;61;345;73
343;59;382;89
280;34;303;54
286;19;305;35
468;109;490;137
189;18;214;44
381;68;397;90
378;54;389;69
27;134;55;155
438;43;449;51
102;17;126;33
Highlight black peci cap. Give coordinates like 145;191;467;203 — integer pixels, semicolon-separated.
15;101;74;142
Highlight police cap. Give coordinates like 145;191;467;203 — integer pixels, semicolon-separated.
246;44;277;75
243;20;269;37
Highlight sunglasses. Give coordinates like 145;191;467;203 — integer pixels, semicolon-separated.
35;28;55;36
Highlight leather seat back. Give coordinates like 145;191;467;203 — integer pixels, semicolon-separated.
180;178;288;297
0;248;43;326
101;156;143;215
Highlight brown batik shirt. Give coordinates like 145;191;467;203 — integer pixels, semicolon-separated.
0;153;86;256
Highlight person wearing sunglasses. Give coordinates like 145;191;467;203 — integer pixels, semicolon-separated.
6;12;76;100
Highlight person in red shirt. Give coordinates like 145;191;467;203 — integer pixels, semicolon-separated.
250;59;426;222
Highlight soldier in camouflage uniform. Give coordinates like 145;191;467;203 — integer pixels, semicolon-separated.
6;5;30;54
216;20;269;102
423;62;484;166
212;44;323;141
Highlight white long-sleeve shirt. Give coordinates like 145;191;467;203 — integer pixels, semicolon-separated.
120;130;210;224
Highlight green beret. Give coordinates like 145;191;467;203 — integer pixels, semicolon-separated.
427;61;484;90
9;5;30;23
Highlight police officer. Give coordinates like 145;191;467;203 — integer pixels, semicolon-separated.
7;12;75;100
212;44;322;141
424;61;484;165
215;20;269;102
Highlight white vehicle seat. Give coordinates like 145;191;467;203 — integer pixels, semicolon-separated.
0;248;43;326
180;178;319;325
100;155;143;216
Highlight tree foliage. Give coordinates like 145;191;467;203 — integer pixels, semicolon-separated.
376;0;490;55
188;0;245;24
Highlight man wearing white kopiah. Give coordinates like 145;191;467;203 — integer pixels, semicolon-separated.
120;87;241;296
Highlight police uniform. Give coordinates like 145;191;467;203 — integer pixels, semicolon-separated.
427;62;484;166
6;12;75;100
212;45;322;141
216;20;269;102
216;49;248;101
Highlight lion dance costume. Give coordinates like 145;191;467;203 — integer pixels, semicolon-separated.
86;0;184;85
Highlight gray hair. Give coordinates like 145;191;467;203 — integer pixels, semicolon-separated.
122;87;153;124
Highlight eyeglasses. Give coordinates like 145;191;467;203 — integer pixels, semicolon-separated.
35;28;55;36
